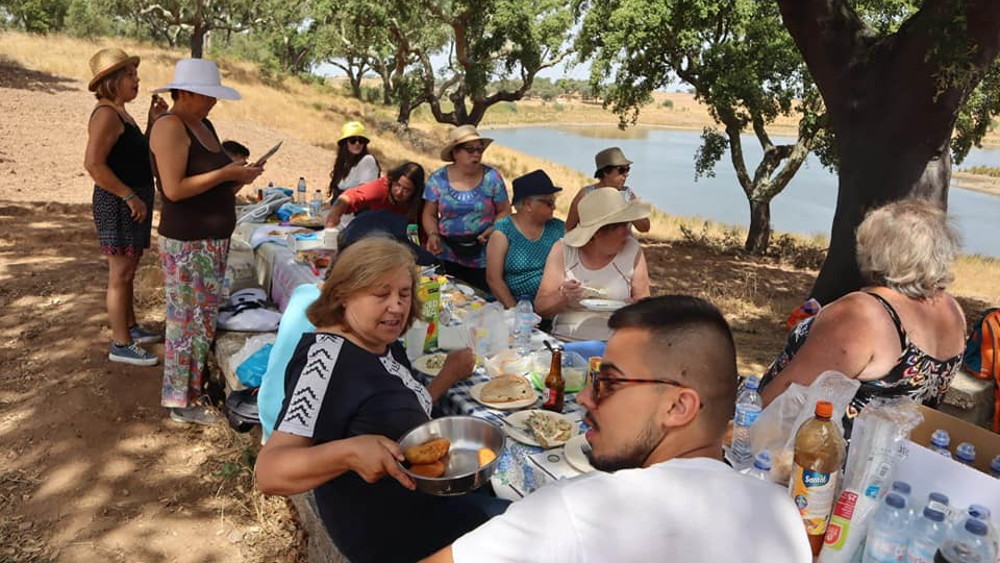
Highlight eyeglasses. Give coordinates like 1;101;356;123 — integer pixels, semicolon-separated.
459;144;486;154
345;137;367;145
532;197;557;208
588;365;691;406
616;165;631;174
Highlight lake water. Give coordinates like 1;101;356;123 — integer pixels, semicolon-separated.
487;126;1000;257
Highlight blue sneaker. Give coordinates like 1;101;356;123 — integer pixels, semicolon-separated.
109;341;158;366
129;325;162;344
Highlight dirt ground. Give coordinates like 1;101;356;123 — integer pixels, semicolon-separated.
2;59;995;563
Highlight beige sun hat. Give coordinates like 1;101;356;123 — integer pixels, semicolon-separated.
440;124;493;162
594;147;633;175
564;187;651;247
88;48;140;92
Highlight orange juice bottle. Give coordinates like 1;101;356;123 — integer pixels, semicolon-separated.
788;400;846;556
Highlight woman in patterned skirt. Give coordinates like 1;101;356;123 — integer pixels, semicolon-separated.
84;48;168;366
149;59;263;424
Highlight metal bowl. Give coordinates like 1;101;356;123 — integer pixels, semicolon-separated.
398;416;505;496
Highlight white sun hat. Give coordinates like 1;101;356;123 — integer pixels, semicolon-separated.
152;58;241;100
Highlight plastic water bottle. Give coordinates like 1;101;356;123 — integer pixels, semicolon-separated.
906;506;948;563
930;429;952;458
926;492;951;518
310;189;322;217
935;517;995;562
726;376;762;471
990;455;1000;478
966;505;998;557
513;297;535;355
296;177;307;205
744;450;772;482
863;492;909;562
955;442;976;467
891;480;913;524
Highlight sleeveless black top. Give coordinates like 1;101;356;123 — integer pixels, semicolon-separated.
93;106;153;191
153;117;238;241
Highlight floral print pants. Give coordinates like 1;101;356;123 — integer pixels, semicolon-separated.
159;237;229;408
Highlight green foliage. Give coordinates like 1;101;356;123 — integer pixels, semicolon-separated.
693;128;728;180
64;0;112;38
960;166;1000;178
1;0;69;33
661;99;674;109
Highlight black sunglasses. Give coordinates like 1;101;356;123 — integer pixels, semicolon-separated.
532;197;557;208
589;364;693;406
345;136;367;145
616;165;631;174
459;144;486;154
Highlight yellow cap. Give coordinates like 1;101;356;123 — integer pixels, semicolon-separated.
339;121;368;143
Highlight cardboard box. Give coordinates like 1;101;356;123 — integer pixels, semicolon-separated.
888;405;1000;529
910;405;999;474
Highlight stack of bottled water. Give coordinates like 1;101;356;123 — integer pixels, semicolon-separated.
726;376;762;471
861;481;998;563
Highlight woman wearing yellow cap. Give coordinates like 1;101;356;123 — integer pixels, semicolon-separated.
328;121;381;203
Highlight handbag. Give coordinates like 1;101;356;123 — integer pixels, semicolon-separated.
442;232;484;258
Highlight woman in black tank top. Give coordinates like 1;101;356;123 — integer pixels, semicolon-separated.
148;58;263;425
84;48;168;368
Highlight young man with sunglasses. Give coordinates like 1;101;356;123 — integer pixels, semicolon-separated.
565;146;651;233
424;296;811;563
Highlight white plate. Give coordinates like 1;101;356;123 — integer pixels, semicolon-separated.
453;283;476;296
469;381;538;410
563;434;596;473
504;410;579;448
412;353;448;377
579;298;628;312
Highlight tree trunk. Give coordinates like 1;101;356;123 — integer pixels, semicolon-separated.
349;73;362;100
745;199;772;253
190;24;205;58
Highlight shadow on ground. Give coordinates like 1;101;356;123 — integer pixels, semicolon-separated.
0;57;78;93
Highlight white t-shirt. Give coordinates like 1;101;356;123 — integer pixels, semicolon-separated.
337;154;380;192
452;457;811;563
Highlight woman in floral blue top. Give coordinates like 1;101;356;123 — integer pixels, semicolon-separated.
422;125;511;291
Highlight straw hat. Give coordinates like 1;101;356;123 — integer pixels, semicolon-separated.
151;58;240;100
594;147;633;175
339;121;369;144
440;124;493;162
564;187;651;247
88;48;140;92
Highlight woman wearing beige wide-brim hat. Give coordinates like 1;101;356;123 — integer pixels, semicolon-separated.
84;47;169;368
566;146;650;234
148;57;263;425
535;188;652;341
421;124;511;292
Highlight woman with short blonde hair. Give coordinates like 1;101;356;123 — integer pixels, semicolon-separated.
759;199;966;436
255;236;508;562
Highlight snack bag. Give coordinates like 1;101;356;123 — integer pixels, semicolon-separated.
417;276;441;352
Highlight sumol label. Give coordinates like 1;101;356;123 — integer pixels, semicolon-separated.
790;464;838;536
735;404;761;426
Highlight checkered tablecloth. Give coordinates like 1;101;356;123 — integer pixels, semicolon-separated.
417;367;589;499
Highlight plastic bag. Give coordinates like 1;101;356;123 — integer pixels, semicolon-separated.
275;202;307;222
228;333;276;388
466;302;509;360
750;371;860;485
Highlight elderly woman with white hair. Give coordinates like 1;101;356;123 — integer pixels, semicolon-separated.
535;187;652;341
758;199;967;435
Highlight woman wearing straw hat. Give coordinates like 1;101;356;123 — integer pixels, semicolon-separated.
535;188;652;341
485;169;565;308
84;47;168;367
565;147;650;233
327;121;380;204
149;58;263;425
421;125;511;292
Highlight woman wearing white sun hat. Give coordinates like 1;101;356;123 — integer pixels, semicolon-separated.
149;58;263;425
535;187;652;341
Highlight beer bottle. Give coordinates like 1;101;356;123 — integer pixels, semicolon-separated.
542;348;565;413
